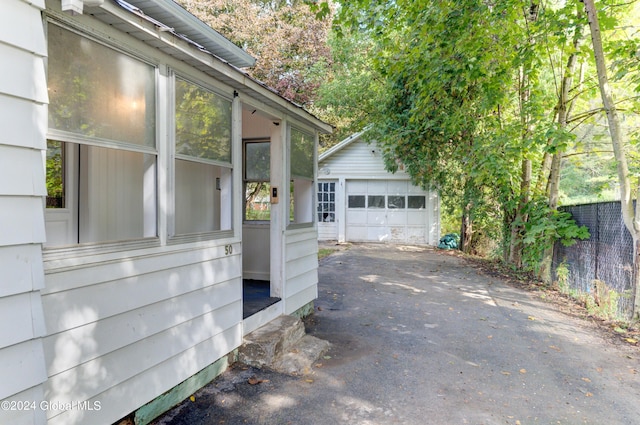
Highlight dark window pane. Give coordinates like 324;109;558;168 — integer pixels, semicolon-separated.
408;196;426;209
368;195;385;209
388;195;405;209
348;195;365;208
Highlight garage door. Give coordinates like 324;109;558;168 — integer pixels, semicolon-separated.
346;180;429;244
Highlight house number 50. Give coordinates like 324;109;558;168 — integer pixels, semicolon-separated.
225;244;233;255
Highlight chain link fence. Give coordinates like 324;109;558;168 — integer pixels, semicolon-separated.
552;202;635;318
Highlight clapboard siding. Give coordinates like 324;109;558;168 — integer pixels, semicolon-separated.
1;386;47;425
285;284;317;315
43;278;240;376
43;241;240;293
0;198;47;246
0;339;48;401
320;139;408;179
0;244;45;297
0;0;46;54
47;324;241;425
284;230;318;314
0;145;47;195
0;96;47;149
43;255;241;333
44;301;240;414
42;242;243;424
0;1;48;421
0;43;48;104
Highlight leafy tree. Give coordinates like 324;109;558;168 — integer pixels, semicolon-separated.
334;0;593;266
583;0;640;317
177;0;333;106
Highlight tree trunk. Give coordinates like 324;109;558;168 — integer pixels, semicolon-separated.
583;0;640;317
509;158;531;267
539;8;584;282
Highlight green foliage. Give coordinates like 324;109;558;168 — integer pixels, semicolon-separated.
555;261;570;293
520;199;590;273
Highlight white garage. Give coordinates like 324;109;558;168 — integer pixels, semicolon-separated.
318;129;440;245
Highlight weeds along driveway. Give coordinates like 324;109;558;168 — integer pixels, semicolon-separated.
154;243;640;425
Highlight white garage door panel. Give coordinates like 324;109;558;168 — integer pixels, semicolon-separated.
387;210;406;225
386;180;407;193
366;211;386;225
345;179;432;244
407;211;425;225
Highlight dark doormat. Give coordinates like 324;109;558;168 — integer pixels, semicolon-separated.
243;279;281;319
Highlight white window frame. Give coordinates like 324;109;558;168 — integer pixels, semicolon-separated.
168;73;234;243
44;20;159;252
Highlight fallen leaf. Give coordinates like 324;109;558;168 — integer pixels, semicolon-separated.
305;379;314;383
501;371;511;376
549;345;561;351
527;316;536;321
248;377;269;385
585;392;593;397
190;395;196;402
519;369;527;374
582;377;591;383
625;338;638;344
487;335;493;339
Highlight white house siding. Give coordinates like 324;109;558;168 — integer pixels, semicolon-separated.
284;230;319;315
41;243;242;425
0;2;49;425
318;135;440;245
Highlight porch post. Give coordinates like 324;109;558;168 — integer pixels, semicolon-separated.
269;119;286;298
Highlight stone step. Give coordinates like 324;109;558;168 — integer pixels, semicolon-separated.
238;315;330;375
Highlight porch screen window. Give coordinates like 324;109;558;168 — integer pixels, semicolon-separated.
317;182;335;222
45;23;157;247
174;77;232;235
289;127;314;225
244;141;271;221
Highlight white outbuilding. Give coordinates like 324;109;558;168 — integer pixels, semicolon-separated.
317;129;440;245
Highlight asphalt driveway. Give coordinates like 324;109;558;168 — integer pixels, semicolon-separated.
153;243;640;425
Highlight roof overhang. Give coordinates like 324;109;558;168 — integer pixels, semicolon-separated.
67;0;332;133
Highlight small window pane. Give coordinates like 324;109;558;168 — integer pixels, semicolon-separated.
368;195;385;209
245;142;270;181
48;24;156;147
291;127;314;179
348;195;365;208
408;196;426;209
176;78;232;163
46;141;65;208
388;196;405;209
245;182;271;220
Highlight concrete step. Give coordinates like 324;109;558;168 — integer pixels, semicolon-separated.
238;315;330;375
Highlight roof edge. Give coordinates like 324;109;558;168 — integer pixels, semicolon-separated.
319;126;372;161
118;0;256;68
